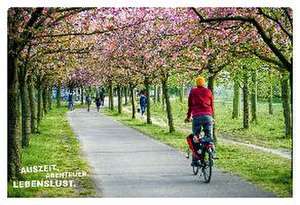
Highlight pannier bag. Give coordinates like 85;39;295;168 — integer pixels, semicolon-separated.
186;134;202;160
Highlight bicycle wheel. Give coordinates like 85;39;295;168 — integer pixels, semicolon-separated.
201;150;213;183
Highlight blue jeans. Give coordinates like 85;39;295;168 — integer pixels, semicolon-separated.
140;105;146;115
192;115;213;142
68;101;74;110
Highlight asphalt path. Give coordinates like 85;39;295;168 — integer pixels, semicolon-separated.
67;108;275;197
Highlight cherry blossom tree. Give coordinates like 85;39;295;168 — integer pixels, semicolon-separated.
8;7;293;181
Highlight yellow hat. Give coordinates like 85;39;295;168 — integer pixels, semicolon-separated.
195;76;205;87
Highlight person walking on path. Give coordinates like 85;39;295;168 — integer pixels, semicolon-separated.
68;92;74;111
185;76;216;165
86;95;92;112
99;88;105;106
95;96;101;112
139;90;147;117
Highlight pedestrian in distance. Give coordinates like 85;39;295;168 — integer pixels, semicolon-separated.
139;90;147;117
95;96;101;112
68;93;74;111
99;88;105;106
86;95;92;112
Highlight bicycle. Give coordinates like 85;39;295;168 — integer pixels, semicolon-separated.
186;134;214;183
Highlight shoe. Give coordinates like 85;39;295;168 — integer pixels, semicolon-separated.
212;151;218;159
185;152;190;159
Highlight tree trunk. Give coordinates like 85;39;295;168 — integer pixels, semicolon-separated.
161;77;175;133
268;87;273;115
48;86;52;110
179;85;184;103
117;85;122;114
157;85;161;103
37;81;43;127
80;86;84;105
145;76;152;124
19;67;31;148
153;85;157;103
109;81;114;110
8;54;22;180
56;83;61;108
124;86;128;105
243;70;250;129
250;68;257;122
130;83;136;119
161;85;165;111
289;67;293;137
281;72;292;138
268;71;273;115
28;76;37;133
232;79;240;119
42;85;48;114
208;74;217;143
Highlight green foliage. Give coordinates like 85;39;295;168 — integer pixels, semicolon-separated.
223;58;282;101
8;107;96;197
168;72;194;87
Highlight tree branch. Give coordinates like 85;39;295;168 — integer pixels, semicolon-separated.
252;50;286;70
258;8;292;42
30;46;91;60
15;8;44;55
49;8;95;26
35;17;157;39
191;7;292;73
283;8;293;29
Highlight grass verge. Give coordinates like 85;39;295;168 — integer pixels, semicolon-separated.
151;100;291;150
8;106;97;197
103;108;292;197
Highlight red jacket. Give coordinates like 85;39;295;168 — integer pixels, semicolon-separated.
187;86;214;118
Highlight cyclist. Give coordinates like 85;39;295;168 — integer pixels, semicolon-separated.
185;76;216;166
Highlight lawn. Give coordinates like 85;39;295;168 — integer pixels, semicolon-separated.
8;106;97;197
149;99;291;150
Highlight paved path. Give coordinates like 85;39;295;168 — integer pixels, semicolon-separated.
67;108;275;197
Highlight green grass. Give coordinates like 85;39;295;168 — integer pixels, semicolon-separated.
8;106;97;197
150;99;292;150
217;143;292;197
103;108;292;197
